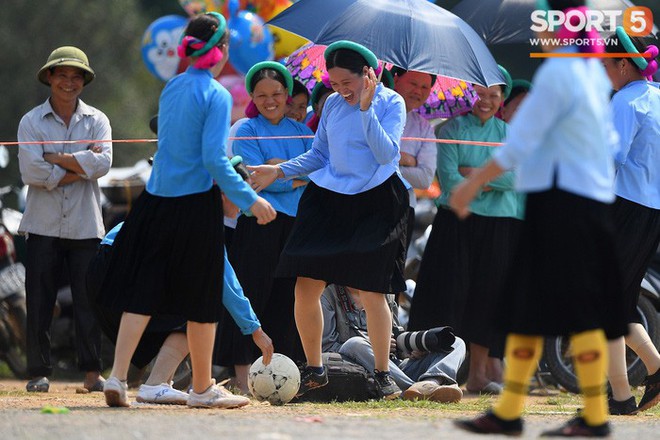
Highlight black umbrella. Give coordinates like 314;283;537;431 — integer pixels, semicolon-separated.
448;0;659;80
267;0;505;87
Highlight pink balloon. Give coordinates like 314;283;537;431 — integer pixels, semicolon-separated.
217;75;250;122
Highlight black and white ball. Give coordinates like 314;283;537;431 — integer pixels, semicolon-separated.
248;353;300;405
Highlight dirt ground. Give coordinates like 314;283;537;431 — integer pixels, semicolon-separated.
0;380;657;439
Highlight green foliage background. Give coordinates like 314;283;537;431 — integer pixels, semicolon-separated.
0;0;183;187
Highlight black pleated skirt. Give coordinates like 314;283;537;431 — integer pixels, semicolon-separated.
216;213;303;366
87;244;186;369
407;207;521;358
501;188;627;339
611;196;660;322
99;187;225;323
276;174;409;294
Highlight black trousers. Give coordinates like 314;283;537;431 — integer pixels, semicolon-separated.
25;234;102;377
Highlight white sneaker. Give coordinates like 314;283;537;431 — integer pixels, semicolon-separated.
104;377;129;407
136;382;189;405
187;380;250;409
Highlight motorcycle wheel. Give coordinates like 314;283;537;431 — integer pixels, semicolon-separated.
2;296;28;379
543;294;658;394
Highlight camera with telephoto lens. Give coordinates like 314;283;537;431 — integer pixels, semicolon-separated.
392;326;455;354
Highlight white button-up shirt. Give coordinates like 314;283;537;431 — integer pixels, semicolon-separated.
400;111;437;207
18;98;112;239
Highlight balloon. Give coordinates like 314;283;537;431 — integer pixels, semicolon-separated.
217;74;251;122
141;15;189;82
178;0;225;16
252;0;291;21
227;6;274;75
268;26;308;59
253;0;308;59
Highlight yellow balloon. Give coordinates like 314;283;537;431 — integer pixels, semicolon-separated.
269;26;309;59
256;1;308;59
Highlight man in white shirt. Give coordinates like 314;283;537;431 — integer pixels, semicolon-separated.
18;46;112;393
391;67;437;248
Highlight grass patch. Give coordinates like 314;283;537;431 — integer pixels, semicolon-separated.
0;362;16;379
290;389;660;418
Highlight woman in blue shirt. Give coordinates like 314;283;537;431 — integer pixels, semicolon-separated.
88;157;274;405
407;66;520;396
450;0;626;435
249;41;409;399
602;28;660;415
216;62;312;393
99;13;276;408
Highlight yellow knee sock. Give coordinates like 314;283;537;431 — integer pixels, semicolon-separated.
493;334;543;421
571;329;608;426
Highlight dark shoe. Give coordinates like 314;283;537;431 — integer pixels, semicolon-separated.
637;368;660;412
466;381;504;395
26;377;49;393
374;370;402;400
608;395;637;415
540;416;611;437
84;378;106;393
454;410;523;436
295;366;328;397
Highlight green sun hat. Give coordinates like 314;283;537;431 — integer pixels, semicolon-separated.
37;46;95;86
324;40;378;70
245;61;294;96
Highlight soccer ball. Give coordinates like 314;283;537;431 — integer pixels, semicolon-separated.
248;353;301;405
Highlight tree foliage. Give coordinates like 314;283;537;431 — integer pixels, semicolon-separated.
0;0;180;185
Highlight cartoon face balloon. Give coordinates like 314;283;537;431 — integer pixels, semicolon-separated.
141;15;189;82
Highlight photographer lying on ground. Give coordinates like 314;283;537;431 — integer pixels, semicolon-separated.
321;284;466;402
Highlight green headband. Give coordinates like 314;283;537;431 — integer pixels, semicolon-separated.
498;65;513;99
324;40;378;70
311;81;332;107
245;61;294;96
230;155;243;167
511;79;532;91
536;0;550;11
615;26;649;71
190;12;227;57
381;68;395;89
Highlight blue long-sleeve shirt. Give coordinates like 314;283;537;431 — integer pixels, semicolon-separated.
494;46;618;203
610;80;660;209
233;115;312;217
436;113;523;219
102;222;260;335
279;84;409;194
147;67;257;212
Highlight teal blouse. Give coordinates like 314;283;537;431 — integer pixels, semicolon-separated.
435;113;524;219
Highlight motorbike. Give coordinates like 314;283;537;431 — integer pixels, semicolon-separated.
543;249;660;393
0;185;28;379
